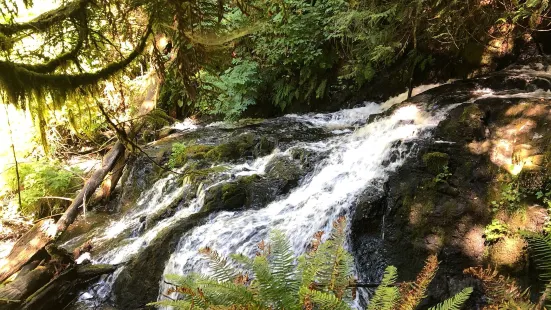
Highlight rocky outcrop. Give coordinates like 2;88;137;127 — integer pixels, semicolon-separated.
352;63;551;307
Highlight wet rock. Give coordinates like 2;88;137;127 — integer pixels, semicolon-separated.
112;212;210;309
352;69;551;307
202;156;305;212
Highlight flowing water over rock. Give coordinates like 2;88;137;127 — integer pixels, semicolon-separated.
63;63;551;309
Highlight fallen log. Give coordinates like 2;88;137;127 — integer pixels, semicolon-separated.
0;266;53;303
0;143;124;284
17;264;117;310
0;220;56;283
0;73;161;284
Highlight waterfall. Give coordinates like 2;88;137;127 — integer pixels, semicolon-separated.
158;104;451;302
67;91;459;307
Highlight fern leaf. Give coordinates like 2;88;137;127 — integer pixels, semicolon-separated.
398;255;439;310
147;300;195;309
464;266;534;307
367;266;400;310
269;230;299;291
525;233;551;281
199;247;238;282
299;286;352;310
428;287;473;310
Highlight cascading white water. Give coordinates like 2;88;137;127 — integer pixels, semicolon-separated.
69;87;463;307
158;103;451;302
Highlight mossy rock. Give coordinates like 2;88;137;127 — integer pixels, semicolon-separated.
461;42;485;65
202;175;260;212
113;212;210;309
205;133;257;162
257;135;276;157
181;164;229;185
265;156;302;185
422;152;449;174
169;144;214;168
460;104;485;127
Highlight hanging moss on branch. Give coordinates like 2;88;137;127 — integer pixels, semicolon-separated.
0;20;152;106
0;0;90;37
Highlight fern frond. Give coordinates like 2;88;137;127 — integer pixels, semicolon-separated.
299;286;352;310
367;266;400;310
199;247;238;282
525;233;551;281
269;230;299;292
195;277;259;307
147;299;196;310
428;287;473;310
398;255;439;310
464;266;533;307
298;216;354;301
252;254;298;309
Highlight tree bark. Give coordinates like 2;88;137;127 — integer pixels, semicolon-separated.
56;142;125;233
0;220;56;283
0;143;124;284
0;266;53;303
15;264;116;310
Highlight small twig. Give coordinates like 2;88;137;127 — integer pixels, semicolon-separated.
39;196;73;201
4;105;22;209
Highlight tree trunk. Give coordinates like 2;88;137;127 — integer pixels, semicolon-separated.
56;141;125;233
0;266;53;303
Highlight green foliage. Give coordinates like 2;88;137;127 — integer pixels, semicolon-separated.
369;255;472;310
151;217;354;310
367;266;400;310
428;287;473;310
491;179;526;213
2;160;83;217
198;58;261;120
169;143;187;169
433;166;452;184
523;233;551;308
484;219;509;243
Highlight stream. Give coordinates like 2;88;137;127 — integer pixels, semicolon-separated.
60;67;551;309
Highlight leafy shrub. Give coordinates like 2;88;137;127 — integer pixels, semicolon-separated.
198;58;261;120
2;160;83;217
491;180;525;213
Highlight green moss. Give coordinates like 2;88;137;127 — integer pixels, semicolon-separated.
460;104;484;128
202;175;260;212
169;143;214;168
461;42;484;65
422;152;449;174
257;135;276;156
205;133;257;162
